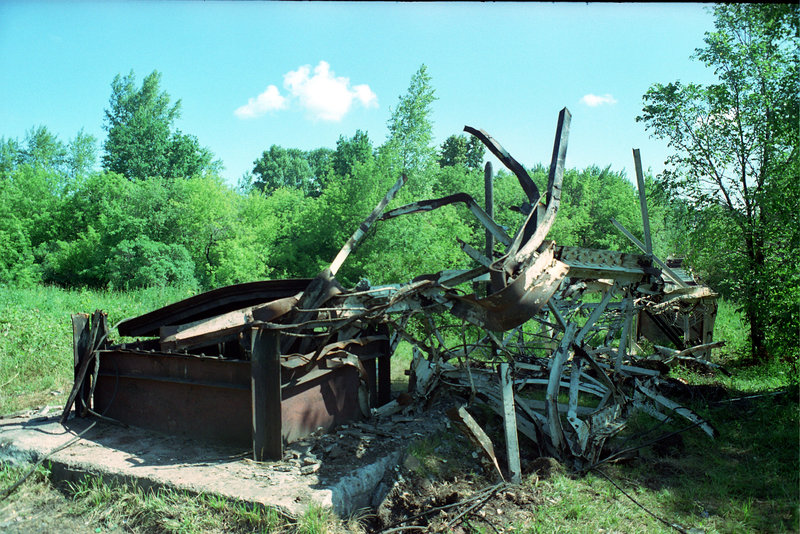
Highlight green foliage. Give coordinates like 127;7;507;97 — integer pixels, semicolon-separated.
384;64;437;187
305;146;334;194
548;166;642;252
332;129;373;178
438;133;485;170
638;4;799;361
102;70;219;180
106;236;197;290
0;216;38;287
251;144;316;196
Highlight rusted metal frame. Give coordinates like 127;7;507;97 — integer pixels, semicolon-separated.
507;108;571;270
436;266;490;288
458;238;494;268
85;311;109;413
329;173;407;276
517;378;606;398
117;279;313;337
634;379;717;437
463;125;541;207
291;335;389;373
556;246;657;282
443;368;543;448
545;322;578;452
378;192;512;247
653;342;730;376
572;345;625;406
566;355;591;458
71;314;91;418
641;309;687;350
654;341;725;360
499;363;522;483
62;310;108;423
251;328;282;461
425;314;454;363
632;149;653;256
596;361;661;377
447;241;570;332
484;161;504;294
574;282;618;346
159;294;300;352
307;351;372;415
614;291;634;373
610;217;688;288
547;299;569;331
279;269;343;354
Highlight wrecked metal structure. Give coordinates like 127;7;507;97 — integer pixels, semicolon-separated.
63;108;722;475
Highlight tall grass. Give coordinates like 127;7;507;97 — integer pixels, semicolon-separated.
0;284;195;414
713;298;750;361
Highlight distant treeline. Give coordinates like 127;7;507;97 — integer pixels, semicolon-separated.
0;67;678;293
3;13;797;364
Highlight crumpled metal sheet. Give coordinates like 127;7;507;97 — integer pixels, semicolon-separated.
69;108;721;469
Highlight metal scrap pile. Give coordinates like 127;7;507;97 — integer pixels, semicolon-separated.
65;108;722;473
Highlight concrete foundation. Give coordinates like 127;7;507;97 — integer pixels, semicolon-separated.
0;408;438;517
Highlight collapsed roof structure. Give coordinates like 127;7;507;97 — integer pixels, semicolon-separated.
63;108;722;477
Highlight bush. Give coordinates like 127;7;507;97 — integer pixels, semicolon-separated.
106;236;198;290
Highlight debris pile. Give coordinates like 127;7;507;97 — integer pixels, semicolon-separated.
64;107;722;475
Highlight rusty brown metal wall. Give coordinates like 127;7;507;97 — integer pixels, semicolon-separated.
93;349;363;447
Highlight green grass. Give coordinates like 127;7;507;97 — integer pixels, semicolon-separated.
713;298;750;360
1;285;797;532
0;284;196;414
64;476;291;534
0;464;357;533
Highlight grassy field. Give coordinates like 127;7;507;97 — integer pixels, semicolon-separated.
0;285;797;533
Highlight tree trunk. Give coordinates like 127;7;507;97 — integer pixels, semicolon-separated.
745;231;770;362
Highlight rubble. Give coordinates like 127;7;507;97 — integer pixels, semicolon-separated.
63;107;722;477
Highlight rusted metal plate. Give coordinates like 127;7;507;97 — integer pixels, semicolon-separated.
93;349;362;447
281;364;362;444
117;279;313;337
448;241;569;331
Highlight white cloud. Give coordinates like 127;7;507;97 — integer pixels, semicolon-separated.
234;85;287;119
580;93;618;107
235;61;377;121
283;61;377;122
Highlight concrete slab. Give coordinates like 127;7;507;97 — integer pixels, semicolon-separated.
0;407;446;517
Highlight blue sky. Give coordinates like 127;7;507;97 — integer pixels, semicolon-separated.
0;2;718;186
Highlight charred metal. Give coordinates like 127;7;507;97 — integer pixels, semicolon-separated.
64;108;722;474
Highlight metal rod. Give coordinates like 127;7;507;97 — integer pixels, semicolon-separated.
632;149;652;255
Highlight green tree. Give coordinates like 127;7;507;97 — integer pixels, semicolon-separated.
548;166;642;252
251;145;315;196
21;126;67;172
384;64;437;185
102;70;218;180
305;147;334;194
66;129;98;185
438;134;485;170
332;130;374;178
638;4;799;361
